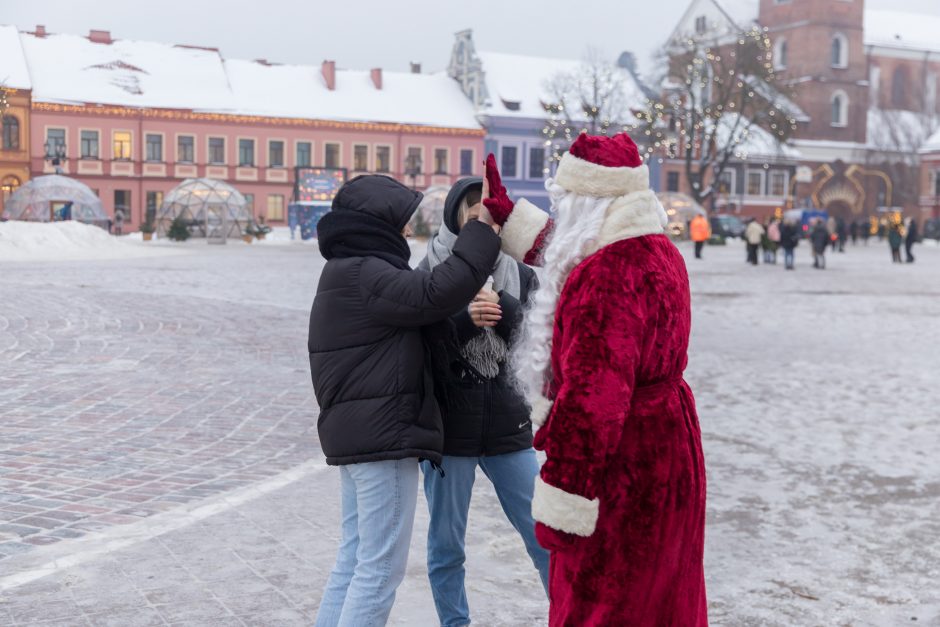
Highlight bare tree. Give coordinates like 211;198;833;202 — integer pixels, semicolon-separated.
866;108;938;208
542;52;640;170
634;28;799;209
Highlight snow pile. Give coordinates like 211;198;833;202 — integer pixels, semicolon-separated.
0;221;184;261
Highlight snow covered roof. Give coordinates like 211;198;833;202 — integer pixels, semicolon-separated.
475;51;648;121
922;127;940;154
712;0;759;29
864;10;940;53
716;114;801;161
867;108;937;154
19;31;233;111
0;25;31;89
224;60;480;129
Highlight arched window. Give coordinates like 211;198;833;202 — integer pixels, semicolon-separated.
831;33;848;68
831;90;849;127
892;66;909;108
774;38;788;70
1;116;19;150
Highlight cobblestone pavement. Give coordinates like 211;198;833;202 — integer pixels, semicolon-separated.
1;240;939;626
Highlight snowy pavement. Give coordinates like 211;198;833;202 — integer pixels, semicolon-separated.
0;232;938;625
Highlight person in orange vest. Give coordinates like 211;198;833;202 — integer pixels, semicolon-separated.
690;214;711;259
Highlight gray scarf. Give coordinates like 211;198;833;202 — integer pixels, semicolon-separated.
420;223;520;379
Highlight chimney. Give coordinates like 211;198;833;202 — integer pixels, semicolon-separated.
410;62;422;74
35;25;47;38
370;68;383;90
322;60;336;91
89;29;112;44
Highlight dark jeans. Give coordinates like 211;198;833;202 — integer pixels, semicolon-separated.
905;242;915;263
813;252;826;269
783;248;795;269
694;241;704;259
746;244;759;265
891;247;902;263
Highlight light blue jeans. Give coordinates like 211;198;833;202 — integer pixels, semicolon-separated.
315;458;419;627
422;449;549;627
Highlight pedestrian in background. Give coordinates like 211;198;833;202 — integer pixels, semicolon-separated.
690;213;711;260
849;220;859;246
888;221;903;263
836;217;848;253
309;175;500;626
905;217;918;263
765;218;781;264
780;219;800;270
861;219;871;246
745;218;764;265
811;218;829;269
113;209;125;236
417;178;548;626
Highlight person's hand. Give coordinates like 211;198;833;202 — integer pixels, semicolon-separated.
474;288;499;305
535;521;582;551
468;299;501;328
482;154;514;227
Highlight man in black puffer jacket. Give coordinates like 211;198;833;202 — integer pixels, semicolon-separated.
310;175;500;626
417;178;549;626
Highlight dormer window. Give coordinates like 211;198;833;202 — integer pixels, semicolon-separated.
501;98;521;111
695;16;707;35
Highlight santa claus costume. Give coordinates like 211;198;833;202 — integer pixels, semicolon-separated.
483;133;708;626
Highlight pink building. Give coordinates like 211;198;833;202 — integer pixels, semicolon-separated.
14;26;484;230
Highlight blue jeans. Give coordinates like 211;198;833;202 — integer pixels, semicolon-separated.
315;458;419;627
784;248;795;269
422;449;549;627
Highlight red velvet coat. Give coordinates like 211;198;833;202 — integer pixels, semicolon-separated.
498;193;708;626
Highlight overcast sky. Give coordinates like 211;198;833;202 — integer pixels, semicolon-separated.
5;0;940;76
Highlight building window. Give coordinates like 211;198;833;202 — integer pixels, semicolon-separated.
113;131;132;160
244;193;254;215
238;139;255;166
746;170;765;196
269;140;284;168
774;38;788;70
501;145;518;178
891;66;909;108
667;171;680;192
208;137;225;164
80;130;99;159
354;144;369;171
831;91;849;127
267;194;285;221
831;33;848;69
460;149;474;176
376;146;391;173
114;190;132;222
325;143;340;168
406;146;423;173
935;170;940;197
296;141;311;167
718;169;736;195
694;15;707;35
177;135;194;163
46;128;66;155
769;170;788;196
145;191;163;223
2;116;19;150
529;147;545;179
434;148;448;174
145;134;163;162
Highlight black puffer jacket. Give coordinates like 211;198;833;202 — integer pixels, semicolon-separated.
308;176;500;466
424;177;539;457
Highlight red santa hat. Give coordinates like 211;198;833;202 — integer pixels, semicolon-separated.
553;132;650;198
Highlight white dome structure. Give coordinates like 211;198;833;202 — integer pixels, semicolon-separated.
157;178;253;240
2;175;107;226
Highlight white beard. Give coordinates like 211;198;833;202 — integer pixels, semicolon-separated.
509;181;614;411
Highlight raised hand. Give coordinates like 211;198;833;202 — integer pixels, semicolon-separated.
482;154;514;226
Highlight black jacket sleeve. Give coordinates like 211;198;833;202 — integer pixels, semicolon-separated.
453;307;484;344
359;221;500;327
494;265;537;343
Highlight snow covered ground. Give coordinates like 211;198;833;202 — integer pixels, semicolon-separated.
0;235;937;625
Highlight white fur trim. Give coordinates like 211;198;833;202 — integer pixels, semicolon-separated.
587;190;668;256
532;476;599;537
501;198;549;262
530;394;553;429
555;153;649;198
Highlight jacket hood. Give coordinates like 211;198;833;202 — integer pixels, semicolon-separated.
332;175;424;231
443;177;483;235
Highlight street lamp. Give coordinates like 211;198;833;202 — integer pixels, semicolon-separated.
44;141;67;174
404;153;422;190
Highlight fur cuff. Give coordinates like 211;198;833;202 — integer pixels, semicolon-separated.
532;476;599;537
555;153;650;198
501;198;550;262
530;394;553;429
